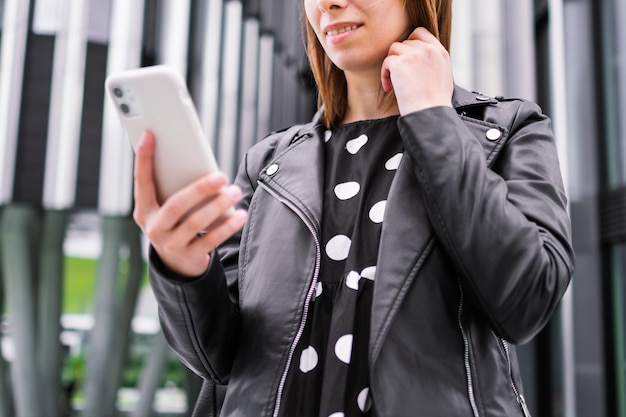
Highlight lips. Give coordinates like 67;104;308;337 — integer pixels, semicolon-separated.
323;22;363;37
326;25;359;37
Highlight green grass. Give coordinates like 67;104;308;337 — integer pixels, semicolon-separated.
63;256;150;314
64;257;98;314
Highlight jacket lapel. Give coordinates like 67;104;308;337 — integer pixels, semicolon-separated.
369;86;509;360
259;123;326;232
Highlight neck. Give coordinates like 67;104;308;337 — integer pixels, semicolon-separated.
341;71;399;124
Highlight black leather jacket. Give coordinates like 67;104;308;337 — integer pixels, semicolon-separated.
149;86;575;416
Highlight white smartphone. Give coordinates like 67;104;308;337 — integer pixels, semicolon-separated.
105;65;219;204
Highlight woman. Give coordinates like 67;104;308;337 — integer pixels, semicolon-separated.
133;0;575;415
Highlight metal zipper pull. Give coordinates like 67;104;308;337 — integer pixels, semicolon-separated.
518;393;531;417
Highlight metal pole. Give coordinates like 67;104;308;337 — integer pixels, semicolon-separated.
0;205;43;417
81;217;125;417
217;0;244;178
105;218;145;413
132;331;169;417
548;1;576;416
82;216;144;417
238;16;261;158
0;208;15;417
599;0;626;413
37;0;89;412
158;0;192;75
42;0;89;209
608;0;626;413
450;0;474;89
0;0;31;205
256;33;275;139
501;0;537;100
197;0;225;148
37;209;69;415
473;0;503;95
609;248;626;417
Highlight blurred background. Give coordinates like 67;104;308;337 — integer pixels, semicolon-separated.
0;0;624;416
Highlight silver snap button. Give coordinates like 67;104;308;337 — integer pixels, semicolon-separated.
486;128;501;141
476;94;490;101
266;164;279;176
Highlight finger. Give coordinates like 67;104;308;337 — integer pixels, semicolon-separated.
381;41;421;92
381;56;395;92
176;184;243;239
158;172;229;229
391;35;449;67
174;172;228;209
133;131;160;226
192;208;248;252
382;38;411;92
406;27;439;44
387;40;418;57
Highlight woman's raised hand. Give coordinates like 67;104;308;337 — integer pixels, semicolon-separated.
381;27;454;115
133;131;248;278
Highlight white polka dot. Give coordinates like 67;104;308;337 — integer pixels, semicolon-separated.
328;413;344;417
369;200;386;223
360;266;376;281
346;271;360;290
334;181;360;200
315;281;323;298
386;153;403;170
346;134;368;154
299;346;319;373
326;235;351;261
335;334;353;364
325;130;333;142
357;387;372;412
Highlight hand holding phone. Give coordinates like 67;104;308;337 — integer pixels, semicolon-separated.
106;66;246;277
133;131;247;277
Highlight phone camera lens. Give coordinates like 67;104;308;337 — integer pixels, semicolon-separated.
113;87;124;98
120;103;130;114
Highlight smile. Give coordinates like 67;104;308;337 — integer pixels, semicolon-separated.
326;25;359;37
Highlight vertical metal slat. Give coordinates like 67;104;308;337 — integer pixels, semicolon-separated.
0;0;31;205
217;0;243;178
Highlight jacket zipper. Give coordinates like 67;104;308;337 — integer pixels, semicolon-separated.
457;280;481;417
257;180;322;417
501;339;532;417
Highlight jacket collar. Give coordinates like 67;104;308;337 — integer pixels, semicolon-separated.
265;85;500;233
306;85;498;127
452;84;498;109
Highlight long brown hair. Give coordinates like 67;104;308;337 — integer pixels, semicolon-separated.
303;0;453;128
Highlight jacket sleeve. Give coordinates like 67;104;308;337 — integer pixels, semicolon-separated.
149;249;239;384
398;102;575;344
148;134;282;383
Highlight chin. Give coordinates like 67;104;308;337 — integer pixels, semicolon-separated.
330;54;379;73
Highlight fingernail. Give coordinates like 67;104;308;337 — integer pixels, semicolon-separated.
226;185;242;200
208;172;226;186
138;132;147;146
234;209;248;223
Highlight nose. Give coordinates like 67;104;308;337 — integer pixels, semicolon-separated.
317;0;347;12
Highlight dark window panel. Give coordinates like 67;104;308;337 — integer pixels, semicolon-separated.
13;34;55;205
74;42;108;209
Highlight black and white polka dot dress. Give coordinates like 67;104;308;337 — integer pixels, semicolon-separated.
279;116;404;417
